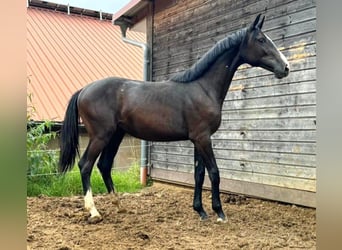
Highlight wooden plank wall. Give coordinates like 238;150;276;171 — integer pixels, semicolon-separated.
150;0;316;206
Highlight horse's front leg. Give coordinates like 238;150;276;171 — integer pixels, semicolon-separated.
193;137;226;222
193;148;208;220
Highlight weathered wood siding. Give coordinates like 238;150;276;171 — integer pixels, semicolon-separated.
150;0;316;206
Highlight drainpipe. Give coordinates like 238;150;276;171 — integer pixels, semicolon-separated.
114;19;149;186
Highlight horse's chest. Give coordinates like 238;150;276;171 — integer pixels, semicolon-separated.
207;112;222;132
193;107;222;134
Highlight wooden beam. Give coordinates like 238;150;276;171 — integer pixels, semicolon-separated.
150;168;316;207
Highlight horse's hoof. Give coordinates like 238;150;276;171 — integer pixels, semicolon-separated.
199;214;209;221
111;193;120;206
216;217;228;223
87;215;103;224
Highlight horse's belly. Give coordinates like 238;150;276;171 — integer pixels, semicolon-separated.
119;112;188;141
128;127;188;141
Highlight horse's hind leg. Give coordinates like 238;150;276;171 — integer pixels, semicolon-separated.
97;129;125;210
79;136;111;223
97;128;125;193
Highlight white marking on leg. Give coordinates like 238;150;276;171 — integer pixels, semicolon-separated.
217;217;228;223
84;188;101;218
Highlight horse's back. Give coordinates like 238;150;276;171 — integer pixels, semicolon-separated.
78;77;124;100
76;77;193;141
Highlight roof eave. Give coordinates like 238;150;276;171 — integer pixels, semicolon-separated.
112;0;150;27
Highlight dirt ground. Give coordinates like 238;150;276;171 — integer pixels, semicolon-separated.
27;182;316;249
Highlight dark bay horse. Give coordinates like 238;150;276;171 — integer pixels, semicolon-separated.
59;14;289;223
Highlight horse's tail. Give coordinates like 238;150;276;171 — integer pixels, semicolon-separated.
59;89;82;173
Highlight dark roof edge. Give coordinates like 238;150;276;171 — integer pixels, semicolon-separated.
27;0;113;21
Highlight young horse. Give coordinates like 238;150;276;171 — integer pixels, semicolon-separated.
59;14;289;223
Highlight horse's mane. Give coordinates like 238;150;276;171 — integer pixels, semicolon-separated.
170;28;247;83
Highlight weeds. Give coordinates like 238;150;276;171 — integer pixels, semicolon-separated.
27;163;143;197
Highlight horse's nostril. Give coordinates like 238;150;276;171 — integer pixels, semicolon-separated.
285;65;290;73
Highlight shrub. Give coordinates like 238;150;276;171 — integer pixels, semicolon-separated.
27;89;60;195
27;120;58;176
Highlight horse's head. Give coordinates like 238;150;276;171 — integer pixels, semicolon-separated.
239;14;289;79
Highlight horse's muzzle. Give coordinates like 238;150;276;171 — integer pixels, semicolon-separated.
275;64;290;79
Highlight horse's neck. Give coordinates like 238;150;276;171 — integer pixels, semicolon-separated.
199;48;242;106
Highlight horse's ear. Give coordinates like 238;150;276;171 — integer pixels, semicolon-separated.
249;14;266;31
257;15;265;30
250;14;262;30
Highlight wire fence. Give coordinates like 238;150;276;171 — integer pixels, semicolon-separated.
27;143;145;177
27;149;58;176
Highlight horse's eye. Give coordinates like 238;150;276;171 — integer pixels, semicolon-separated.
258;38;266;44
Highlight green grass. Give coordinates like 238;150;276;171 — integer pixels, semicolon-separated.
27;163;143;197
